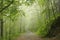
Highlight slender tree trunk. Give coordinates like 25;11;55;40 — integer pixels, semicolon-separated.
51;1;56;19
0;19;3;37
0;0;3;38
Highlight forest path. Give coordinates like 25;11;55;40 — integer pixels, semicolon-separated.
16;32;60;40
16;32;43;40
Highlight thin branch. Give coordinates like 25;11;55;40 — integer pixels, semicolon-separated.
0;0;13;12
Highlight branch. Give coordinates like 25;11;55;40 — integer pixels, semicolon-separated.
0;0;13;12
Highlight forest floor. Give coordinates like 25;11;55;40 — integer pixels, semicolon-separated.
16;32;60;40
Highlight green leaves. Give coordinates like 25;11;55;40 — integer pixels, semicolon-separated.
38;0;47;6
19;0;35;6
0;0;13;12
0;0;60;39
25;0;35;5
36;0;60;37
19;10;25;16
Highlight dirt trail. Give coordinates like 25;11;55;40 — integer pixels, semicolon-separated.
16;32;43;40
16;32;60;40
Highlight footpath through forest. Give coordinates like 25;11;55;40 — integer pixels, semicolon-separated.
16;32;60;40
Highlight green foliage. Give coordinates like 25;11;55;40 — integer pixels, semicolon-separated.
19;0;35;6
36;0;60;37
0;0;25;40
0;0;60;40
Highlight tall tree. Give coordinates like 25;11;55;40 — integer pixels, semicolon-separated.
0;0;14;38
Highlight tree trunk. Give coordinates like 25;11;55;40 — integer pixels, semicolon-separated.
0;0;3;38
0;19;3;37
